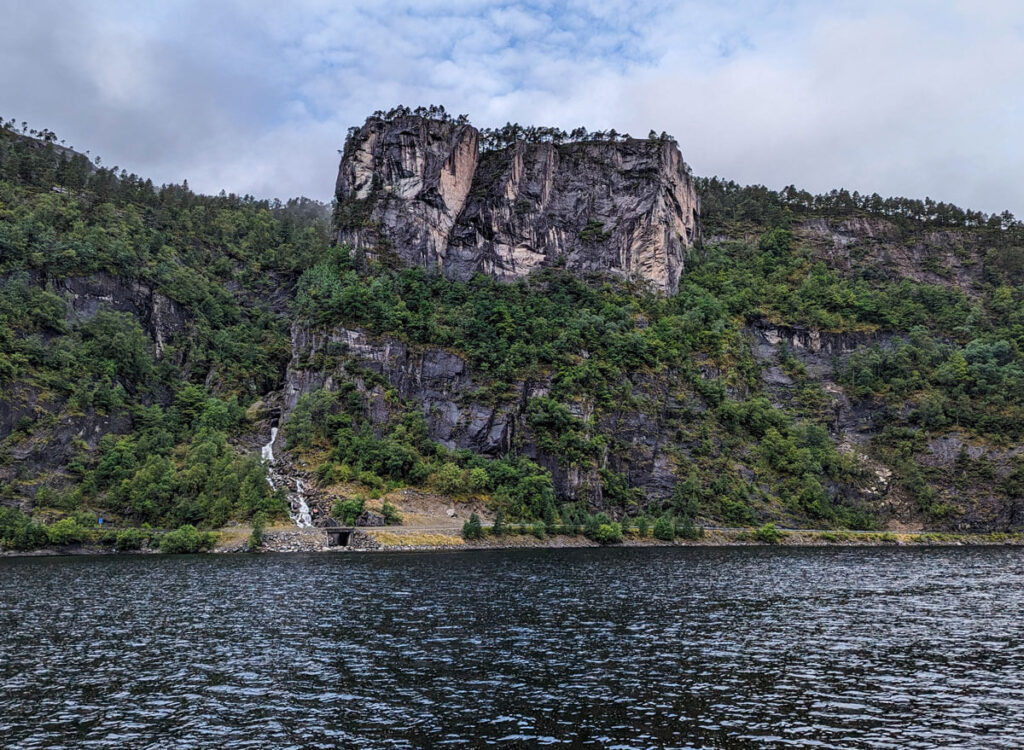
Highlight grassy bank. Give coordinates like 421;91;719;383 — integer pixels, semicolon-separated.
352;523;1024;552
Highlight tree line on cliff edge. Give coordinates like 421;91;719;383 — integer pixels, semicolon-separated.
345;103;676;153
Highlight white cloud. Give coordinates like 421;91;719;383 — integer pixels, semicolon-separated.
1;0;1022;213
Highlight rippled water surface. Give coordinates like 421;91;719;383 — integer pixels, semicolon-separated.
2;546;1023;748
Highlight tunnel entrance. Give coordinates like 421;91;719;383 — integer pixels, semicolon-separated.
325;528;353;547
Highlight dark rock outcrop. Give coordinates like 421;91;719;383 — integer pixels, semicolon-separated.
0;272;190;496
282;324;685;507
336;115;698;293
56;273;189;358
355;510;386;527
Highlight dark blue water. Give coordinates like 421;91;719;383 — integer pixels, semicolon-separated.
1;546;1022;748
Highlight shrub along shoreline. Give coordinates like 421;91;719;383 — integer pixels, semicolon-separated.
0;509;219;556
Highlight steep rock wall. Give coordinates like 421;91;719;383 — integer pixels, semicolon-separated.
56;273;189;359
335;115;698;293
280;324;685;507
335;115;479;269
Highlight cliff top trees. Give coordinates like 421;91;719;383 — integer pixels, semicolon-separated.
347;104;678;152
478;122;652;151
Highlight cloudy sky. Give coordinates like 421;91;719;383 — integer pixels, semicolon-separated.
2;1;1022;213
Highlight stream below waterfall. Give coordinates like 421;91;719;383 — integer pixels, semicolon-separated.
261;426;313;528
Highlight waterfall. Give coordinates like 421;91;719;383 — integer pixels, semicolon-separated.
261;426;278;463
293;479;313;528
261;426;313;528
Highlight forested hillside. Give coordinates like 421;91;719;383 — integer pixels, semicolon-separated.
0;123;326;547
2;115;1024;550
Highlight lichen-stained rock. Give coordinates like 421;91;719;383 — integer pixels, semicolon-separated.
448;138;698;292
335;114;699;293
335;114;479;269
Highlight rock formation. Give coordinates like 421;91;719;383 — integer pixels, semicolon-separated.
336;114;699;293
335;115;480;271
282;322;678;507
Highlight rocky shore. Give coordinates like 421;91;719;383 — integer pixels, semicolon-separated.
5;526;1024;559
223;525;1024;554
344;529;1024;553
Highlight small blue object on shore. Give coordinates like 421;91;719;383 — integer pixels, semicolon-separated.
98;518;104;525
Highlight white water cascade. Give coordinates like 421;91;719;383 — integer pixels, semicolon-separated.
261;426;313;528
261;426;278;463
293;479;314;527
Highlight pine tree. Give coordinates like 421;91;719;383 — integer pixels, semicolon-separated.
462;512;483;540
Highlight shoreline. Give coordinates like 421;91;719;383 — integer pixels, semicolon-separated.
351;529;1024;553
4;527;1023;558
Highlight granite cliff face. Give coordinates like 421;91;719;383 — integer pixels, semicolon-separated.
336;115;698;293
335;115;479;270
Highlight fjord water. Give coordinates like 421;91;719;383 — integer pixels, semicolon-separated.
2;547;1022;749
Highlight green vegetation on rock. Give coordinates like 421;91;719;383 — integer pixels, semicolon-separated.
4;116;1024;552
